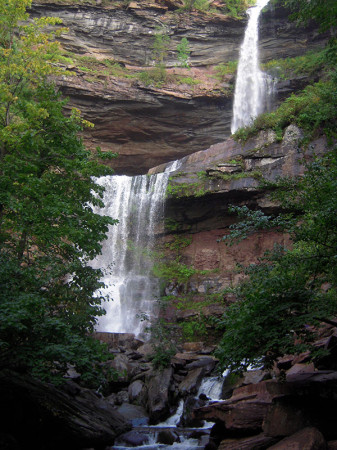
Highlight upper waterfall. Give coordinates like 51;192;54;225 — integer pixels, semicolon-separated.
231;0;271;134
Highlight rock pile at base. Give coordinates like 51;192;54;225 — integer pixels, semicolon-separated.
194;326;337;449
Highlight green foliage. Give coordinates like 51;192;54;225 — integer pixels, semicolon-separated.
178;76;200;86
214;61;238;81
176;37;191;68
222;205;289;245
181;319;207;341
166;180;210;198
262;49;328;81
180;311;224;343
234;73;337;143
284;0;337;34
152;28;170;66
179;0;256;17
165;236;192;253
0;1;116;386
150;345;176;369
153;259;198;285
283;0;337;64
217;149;337;373
138;28;171;86
64;52;133;81
220;0;255;19
95;146;119;160
181;0;210;12
141;316;177;369
138;66;169;86
164;218;184;232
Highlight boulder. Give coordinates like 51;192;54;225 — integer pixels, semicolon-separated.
263;397;310;437
94;332;143;351
178;395;207;427
146;368;173;423
242;369;270;386
185;356;218;374
194;380;293;433
315;334;337;370
116;403;149;426
179;367;205;396
221;372;244;400
136;343;153;358
0;370;130;450
173;352;218;375
128;380;148;406
286;363;315;380
157;430;179;445
116;390;129;405
276;355;296;371
268;427;326;449
105;392;116;406
108;354;142;384
218;433;278;449
194;398;269;433
115;430;149;447
182;342;205;352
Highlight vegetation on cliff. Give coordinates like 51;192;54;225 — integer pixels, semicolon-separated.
217;0;337;373
217;149;337;372
0;0;115;386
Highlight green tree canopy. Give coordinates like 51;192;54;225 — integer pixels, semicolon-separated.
0;0;116;386
284;0;337;33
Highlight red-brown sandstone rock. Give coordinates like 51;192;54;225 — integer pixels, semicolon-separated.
218;432;278;449
194;380;292;433
263;398;310;437
268;427;326;449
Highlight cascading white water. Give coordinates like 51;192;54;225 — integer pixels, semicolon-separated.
91;161;180;336
231;0;272;133
197;376;223;401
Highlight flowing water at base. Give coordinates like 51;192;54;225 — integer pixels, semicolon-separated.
112;377;224;450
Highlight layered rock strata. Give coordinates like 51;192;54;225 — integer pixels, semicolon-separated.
31;1;328;174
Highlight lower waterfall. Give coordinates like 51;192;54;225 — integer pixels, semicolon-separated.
91;161;180;336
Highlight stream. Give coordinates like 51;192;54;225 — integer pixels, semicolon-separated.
112;376;224;449
94;1;272;448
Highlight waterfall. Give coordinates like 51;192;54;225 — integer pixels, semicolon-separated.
231;0;272;134
197;376;223;401
91;161;180;337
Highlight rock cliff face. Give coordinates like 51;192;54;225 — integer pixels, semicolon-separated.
149;126;330;293
31;1;327;174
